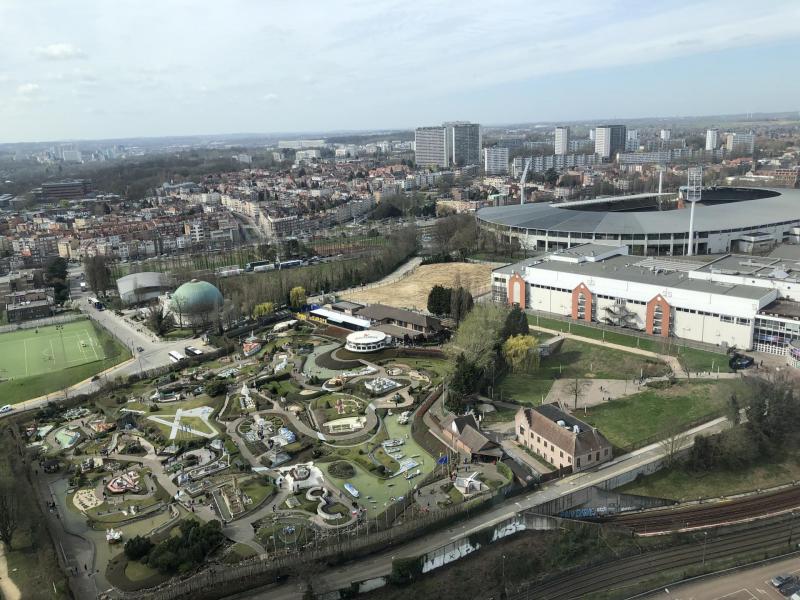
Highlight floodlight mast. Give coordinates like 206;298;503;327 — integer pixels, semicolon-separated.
686;166;703;256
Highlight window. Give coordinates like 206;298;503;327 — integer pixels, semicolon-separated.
604;448;609;456
576;457;581;467
596;452;600;461
519;426;525;435
536;435;540;443
559;451;563;458
587;454;591;462
720;315;734;323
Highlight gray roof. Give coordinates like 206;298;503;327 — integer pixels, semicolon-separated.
498;253;772;301
524;256;772;300
477;188;800;235
116;272;172;295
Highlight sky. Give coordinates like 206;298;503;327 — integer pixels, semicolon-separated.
2;0;800;143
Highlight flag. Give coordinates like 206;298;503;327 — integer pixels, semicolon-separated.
437;455;448;465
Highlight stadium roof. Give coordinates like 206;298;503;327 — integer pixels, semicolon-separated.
477;188;800;235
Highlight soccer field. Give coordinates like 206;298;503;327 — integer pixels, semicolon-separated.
0;320;110;380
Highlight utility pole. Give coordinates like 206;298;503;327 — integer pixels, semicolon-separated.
702;531;708;567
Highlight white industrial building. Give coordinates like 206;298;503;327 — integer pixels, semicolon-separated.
490;242;800;354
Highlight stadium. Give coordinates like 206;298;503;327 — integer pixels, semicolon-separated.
477;187;800;256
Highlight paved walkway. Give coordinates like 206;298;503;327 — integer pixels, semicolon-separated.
546;377;642;409
0;544;21;600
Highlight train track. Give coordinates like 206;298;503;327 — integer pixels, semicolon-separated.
606;485;800;533
509;514;798;600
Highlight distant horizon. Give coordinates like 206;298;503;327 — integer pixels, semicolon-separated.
2;108;798;148
2;1;800;144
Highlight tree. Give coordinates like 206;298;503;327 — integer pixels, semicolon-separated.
205;379;227;397
448;353;481;408
427;285;451;316
44;256;69;304
502;334;540;373
502;305;529;340
445;304;508;373
124;535;154;560
147;304;175;336
84;255;111;295
289;286;306;310
0;485;18;548
658;426;687;468
451;287;473;325
252;302;275;319
565;377;589;410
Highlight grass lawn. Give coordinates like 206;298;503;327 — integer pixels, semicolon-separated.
528;314;731;373
620;448;800;501
498;373;554;405
529;338;667;381
0;319;131;404
240;477;276;507
580;380;738;450
125;559;159;582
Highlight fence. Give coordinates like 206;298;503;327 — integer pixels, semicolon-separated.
525;308;731;356
0;311;87;334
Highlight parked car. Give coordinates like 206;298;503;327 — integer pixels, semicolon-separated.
783;580;800;598
729;353;754;369
773;574;792;588
136;346;144;353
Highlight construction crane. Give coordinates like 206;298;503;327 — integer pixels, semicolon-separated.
519;157;532;205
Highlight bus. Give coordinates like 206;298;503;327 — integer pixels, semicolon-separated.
245;260;272;272
168;351;185;363
184;346;203;357
88;297;104;310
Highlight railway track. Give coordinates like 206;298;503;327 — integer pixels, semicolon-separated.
606;485;800;533
509;514;798;600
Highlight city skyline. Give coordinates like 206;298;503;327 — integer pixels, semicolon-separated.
2;0;800;143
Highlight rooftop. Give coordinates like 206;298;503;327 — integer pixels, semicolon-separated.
478;187;800;235
497;252;771;301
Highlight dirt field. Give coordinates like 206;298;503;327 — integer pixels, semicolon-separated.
341;262;495;310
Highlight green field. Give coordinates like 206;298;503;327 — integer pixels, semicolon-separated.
528;315;732;373
0;319;131;404
580;380;736;451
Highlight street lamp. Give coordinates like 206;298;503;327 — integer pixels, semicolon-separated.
701;531;708;567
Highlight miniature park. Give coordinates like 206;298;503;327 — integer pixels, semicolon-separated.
22;311;509;594
10;278;770;599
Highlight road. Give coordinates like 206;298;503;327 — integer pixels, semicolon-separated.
232;415;732;599
641;553;800;600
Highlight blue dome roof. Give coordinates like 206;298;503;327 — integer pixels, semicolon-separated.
171;279;223;315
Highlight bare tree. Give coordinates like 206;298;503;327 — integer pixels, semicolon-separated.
0;485;18;548
565;377;590;410
659;426;688;467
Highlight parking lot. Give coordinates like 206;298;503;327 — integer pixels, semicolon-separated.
645;555;800;600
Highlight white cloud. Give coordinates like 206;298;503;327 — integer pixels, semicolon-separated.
34;43;85;60
16;83;40;95
263;93;278;102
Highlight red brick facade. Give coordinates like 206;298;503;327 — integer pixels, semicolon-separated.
571;283;593;322
646;295;671;337
507;272;526;307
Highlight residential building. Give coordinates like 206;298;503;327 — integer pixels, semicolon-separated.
726;132;755;154
415;126;448;168
660;129;671;141
594;125;627;159
483;147;509;175
446;122;481;167
4;287;55;322
515;404;612;472
439;414;503;462
554;126;570;155
625;129;640;152
706;129;719;151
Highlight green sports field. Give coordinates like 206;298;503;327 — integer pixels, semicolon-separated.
0;319;131;404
